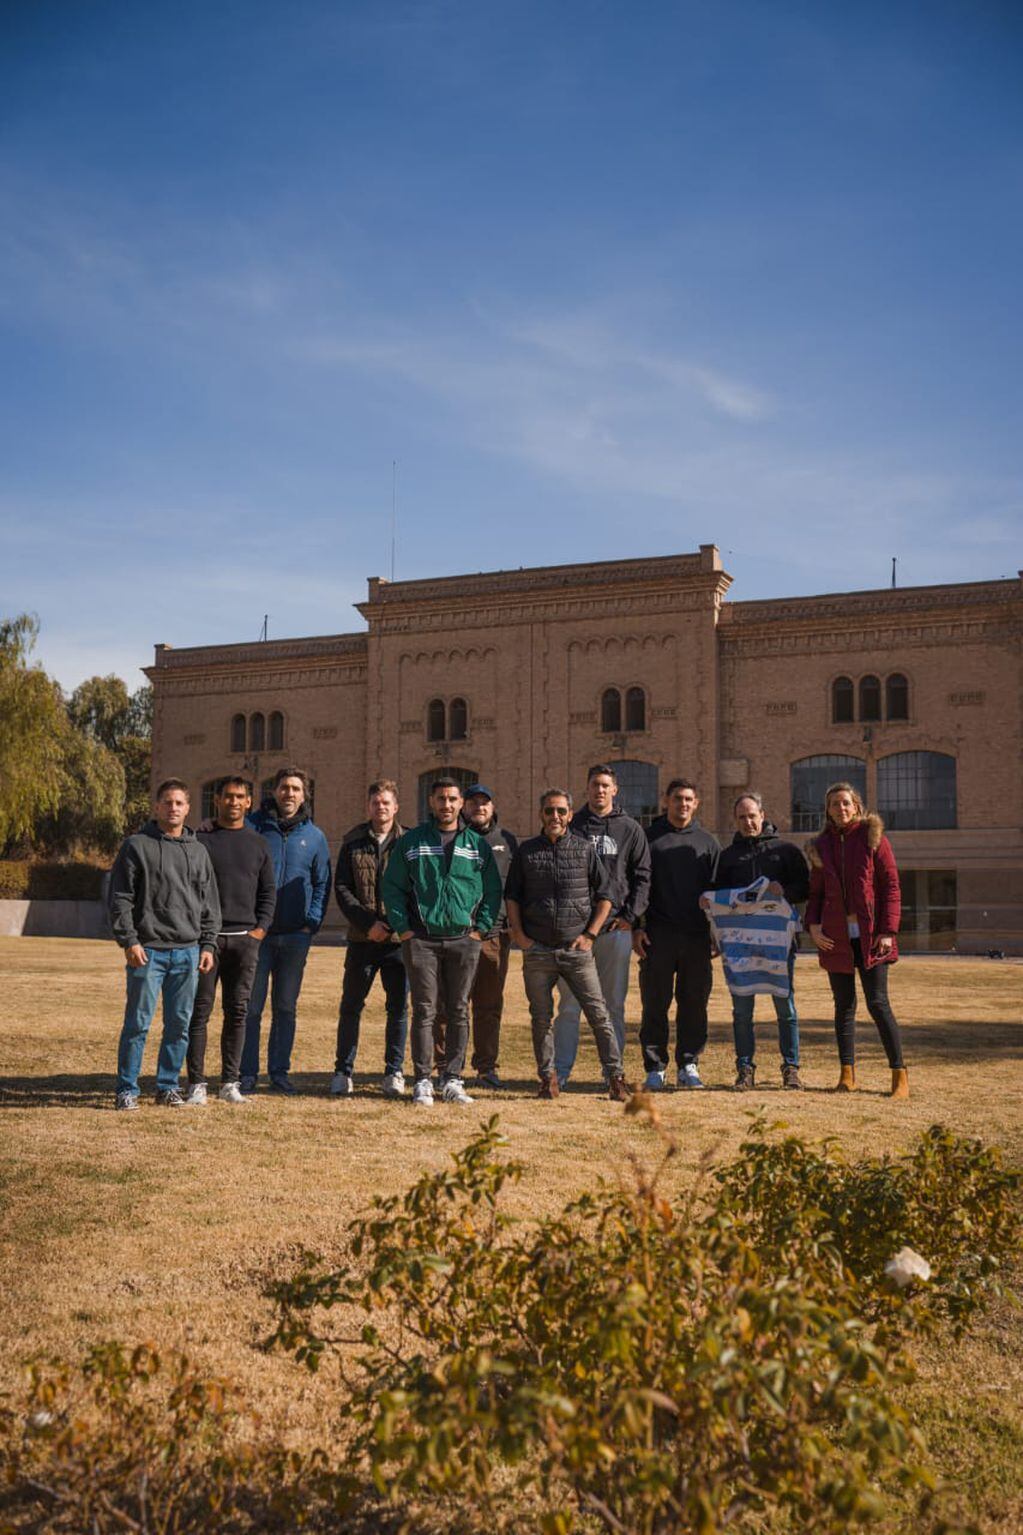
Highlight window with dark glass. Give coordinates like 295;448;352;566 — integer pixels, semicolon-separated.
449;697;468;741
201;781;218;821
427;698;446;742
625;686;646;732
898;869;957;948
613;760;659;827
790;755;867;833
601;687;622;733
859;675;881;722
885;673;909;722
230;714;246;752
249;712;265;751
268;710;284;750
877;751;956;830
831;676;854;724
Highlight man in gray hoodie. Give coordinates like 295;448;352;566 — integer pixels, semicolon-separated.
108;778;220;1109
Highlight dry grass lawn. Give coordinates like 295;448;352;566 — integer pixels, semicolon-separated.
1;937;1021;1528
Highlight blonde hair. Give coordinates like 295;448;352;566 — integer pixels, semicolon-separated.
824;780;866;824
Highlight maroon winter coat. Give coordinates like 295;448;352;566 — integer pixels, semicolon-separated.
805;814;900;974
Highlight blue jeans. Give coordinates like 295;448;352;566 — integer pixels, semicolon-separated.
335;941;409;1076
554;928;632;1081
241;931;312;1082
117;945;200;1095
731;948;799;1068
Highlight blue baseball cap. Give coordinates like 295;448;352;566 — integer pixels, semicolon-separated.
465;783;493;800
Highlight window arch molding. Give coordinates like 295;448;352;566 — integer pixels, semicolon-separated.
885;671;910;723
830;675;855;725
426;696;471;743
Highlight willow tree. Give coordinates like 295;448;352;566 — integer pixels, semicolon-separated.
0;616;64;852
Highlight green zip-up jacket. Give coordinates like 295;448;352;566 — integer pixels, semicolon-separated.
382;818;503;938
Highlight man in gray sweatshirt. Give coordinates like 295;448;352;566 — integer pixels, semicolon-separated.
108;778;220;1109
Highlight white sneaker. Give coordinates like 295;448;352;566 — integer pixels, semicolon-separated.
184;1082;207;1106
330;1071;354;1097
440;1078;475;1105
219;1082;248;1104
643;1069;666;1092
412;1078;434;1107
382;1071;406;1098
677;1061;705;1090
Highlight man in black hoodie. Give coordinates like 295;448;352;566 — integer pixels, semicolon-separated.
634;777;720;1090
712;792;809;1091
108;779;220;1110
553;765;650;1086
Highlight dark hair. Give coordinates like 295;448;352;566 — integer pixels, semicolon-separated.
430;776;463;795
273;766;309;795
217;775;252;796
587;763;617;783
665;777;699;798
368;778;399;799
156;778;189;800
539;787;573;810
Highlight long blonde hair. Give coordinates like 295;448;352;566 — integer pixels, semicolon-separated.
824;780;866;826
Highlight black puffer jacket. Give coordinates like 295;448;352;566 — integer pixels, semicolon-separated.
505;832;612;947
713;823;809;906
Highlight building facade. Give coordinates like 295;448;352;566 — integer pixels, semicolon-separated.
147;545;1023;952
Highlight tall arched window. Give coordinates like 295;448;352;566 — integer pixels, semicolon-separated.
268;710;285;750
230;714;246;752
831;676;854;724
417;766;479;822
790;755;867;832
877;752;956;830
249;712;265;751
625;686;646;732
427;698;446;742
885;673;909;722
612;760;659;827
601;688;622;733
449;697;468;741
859;675;881;723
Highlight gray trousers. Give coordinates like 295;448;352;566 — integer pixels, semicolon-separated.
523;945;623;1082
402;934;481;1082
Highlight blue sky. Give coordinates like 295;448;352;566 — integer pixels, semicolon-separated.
2;0;1020;690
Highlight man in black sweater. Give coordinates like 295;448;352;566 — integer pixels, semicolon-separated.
185;777;276;1104
634;777;720;1090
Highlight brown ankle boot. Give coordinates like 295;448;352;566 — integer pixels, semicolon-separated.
537;1073;560;1100
835;1064;856;1092
608;1074;633;1103
890;1067;909;1100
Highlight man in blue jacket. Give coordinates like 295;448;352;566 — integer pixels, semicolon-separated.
239;766;331;1095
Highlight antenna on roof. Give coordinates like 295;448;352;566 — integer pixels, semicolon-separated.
259;614;269;641
891;557;897;590
390;459;398;582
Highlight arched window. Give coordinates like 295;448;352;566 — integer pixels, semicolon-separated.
831;677;854;724
449;697;468;741
625;686;646;732
886;673;909;722
612;760;659;827
427;698;446;742
268;710;285;750
230;713;246;752
859;675;881;723
249;712;265;751
877;752;956;830
417;766;479;822
601;687;622;734
790;755;867;833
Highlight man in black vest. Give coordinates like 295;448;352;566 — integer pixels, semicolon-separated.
506;787;631;1102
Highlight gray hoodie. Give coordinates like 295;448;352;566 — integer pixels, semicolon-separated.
108;821;221;951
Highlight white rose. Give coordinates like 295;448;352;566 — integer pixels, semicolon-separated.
884;1246;932;1288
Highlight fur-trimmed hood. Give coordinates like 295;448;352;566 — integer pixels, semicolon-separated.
807;813;885;868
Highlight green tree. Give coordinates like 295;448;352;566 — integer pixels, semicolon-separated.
69;675;152;833
0;615;65;852
34;721;126;857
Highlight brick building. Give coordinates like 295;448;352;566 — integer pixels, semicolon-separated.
147;545;1023;952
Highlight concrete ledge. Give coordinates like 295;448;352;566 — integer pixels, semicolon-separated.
0;900;109;939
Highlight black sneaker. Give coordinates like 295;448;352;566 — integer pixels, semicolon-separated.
268;1074;298;1096
154;1088;184;1107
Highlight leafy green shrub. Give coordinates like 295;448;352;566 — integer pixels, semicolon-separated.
268;1109;1019;1533
0;861;107;900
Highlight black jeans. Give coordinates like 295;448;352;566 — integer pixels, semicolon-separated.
639;924;713;1070
335;941;408;1076
828;940;904;1068
402;934;482;1082
187;933;261;1085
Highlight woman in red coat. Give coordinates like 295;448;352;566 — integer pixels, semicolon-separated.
805;782;909;1098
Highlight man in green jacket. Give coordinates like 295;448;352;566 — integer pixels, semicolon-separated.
382;776;503;1107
